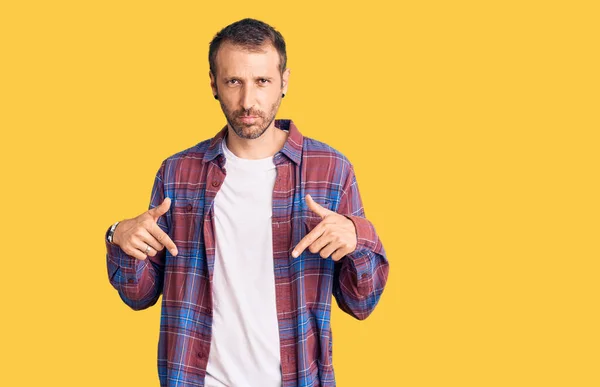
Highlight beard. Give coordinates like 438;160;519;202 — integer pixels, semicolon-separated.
219;96;281;140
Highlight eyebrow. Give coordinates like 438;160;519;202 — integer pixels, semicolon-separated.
223;76;275;81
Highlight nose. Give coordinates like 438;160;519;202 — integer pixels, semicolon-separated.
240;84;256;112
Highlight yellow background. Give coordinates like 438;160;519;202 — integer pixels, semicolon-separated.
1;1;598;386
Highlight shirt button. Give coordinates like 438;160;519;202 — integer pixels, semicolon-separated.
127;278;135;284
361;273;368;279
186;203;193;211
212;181;221;187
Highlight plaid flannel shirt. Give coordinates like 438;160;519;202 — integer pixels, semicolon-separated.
105;119;390;386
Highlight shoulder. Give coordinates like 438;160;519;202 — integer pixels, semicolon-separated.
154;138;214;177
167;138;213;162
302;135;354;173
301;135;356;193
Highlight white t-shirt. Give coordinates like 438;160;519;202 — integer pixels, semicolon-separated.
204;135;282;387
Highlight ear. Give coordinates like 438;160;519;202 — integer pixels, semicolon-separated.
209;70;217;96
281;68;291;95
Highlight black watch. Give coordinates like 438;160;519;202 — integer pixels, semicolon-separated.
107;221;120;244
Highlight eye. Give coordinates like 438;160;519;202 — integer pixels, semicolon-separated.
228;79;239;85
259;79;269;84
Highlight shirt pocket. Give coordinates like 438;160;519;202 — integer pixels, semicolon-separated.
300;198;334;262
171;197;202;256
302;198;332;231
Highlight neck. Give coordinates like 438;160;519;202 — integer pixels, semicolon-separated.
225;121;288;159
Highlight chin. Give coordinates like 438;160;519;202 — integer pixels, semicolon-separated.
235;126;267;140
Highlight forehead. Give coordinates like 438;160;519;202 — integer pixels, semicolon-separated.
215;41;280;77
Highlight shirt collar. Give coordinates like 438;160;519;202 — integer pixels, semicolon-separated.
203;119;303;165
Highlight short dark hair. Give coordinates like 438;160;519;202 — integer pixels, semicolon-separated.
209;18;287;78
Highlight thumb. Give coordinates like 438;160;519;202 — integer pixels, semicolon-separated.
150;197;171;221
305;194;329;218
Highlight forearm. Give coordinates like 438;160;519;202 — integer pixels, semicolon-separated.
333;216;389;320
105;225;163;310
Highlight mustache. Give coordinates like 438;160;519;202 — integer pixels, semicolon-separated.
235;110;263;117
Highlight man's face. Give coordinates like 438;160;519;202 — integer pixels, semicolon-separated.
210;41;290;139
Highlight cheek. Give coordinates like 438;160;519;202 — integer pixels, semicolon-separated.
219;100;237;115
266;96;281;112
258;87;279;101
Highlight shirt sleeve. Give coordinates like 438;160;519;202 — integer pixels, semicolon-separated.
105;160;169;311
332;162;390;320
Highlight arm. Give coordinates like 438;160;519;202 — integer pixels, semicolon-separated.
332;163;390;320
105;161;169;311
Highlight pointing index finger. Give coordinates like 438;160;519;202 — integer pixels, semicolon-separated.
292;222;325;258
149;222;178;256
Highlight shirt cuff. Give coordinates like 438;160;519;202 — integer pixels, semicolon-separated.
105;225;141;284
343;214;378;253
341;215;379;290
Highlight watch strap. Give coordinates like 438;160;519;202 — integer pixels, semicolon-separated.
107;221;120;244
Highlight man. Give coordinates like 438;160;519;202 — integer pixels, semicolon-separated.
105;18;389;387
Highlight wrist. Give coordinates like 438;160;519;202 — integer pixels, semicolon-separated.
107;221;121;245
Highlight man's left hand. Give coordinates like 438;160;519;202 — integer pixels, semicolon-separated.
292;194;357;261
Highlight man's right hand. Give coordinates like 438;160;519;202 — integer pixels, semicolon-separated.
112;197;178;260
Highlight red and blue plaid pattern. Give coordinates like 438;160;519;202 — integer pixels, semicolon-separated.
105;119;390;386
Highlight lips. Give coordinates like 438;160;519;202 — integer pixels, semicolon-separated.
239;116;258;123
